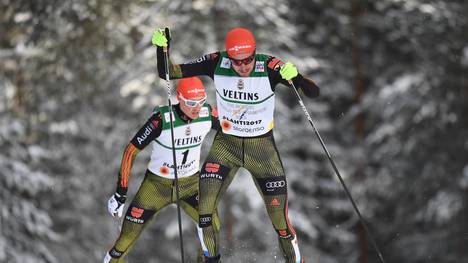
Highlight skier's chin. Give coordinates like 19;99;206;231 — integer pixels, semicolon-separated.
237;71;250;77
188;111;199;119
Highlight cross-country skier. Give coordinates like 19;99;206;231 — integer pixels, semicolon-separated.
152;27;319;263
103;77;220;263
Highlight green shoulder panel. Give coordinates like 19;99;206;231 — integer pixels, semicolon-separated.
255;53;271;61
158;105;182;129
159;104;212;130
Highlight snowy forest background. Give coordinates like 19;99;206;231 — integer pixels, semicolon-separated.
1;0;468;262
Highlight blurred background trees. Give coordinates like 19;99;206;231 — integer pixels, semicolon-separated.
1;0;467;262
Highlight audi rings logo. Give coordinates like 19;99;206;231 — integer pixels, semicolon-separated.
266;180;286;188
199;215;212;227
200;217;212;223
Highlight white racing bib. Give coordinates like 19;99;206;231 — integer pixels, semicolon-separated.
148;105;212;178
214;53;275;137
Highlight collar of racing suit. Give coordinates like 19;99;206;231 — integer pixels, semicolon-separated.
174;103;192;123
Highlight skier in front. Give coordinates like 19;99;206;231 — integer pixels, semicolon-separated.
152;27;320;263
103;77;220;263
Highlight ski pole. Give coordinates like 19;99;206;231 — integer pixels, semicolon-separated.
159;27;185;263
288;80;386;263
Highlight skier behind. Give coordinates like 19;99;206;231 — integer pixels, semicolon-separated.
103;77;220;263
152;27;320;263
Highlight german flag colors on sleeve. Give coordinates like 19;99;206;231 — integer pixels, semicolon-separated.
117;143;140;193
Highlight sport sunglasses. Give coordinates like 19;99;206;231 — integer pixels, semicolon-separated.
179;95;207;107
229;53;255;66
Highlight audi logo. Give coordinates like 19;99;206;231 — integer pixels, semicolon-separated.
266;181;286;188
200;217;212;223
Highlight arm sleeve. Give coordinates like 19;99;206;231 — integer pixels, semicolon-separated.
267;56;320;98
157;46;183;79
208;104;220;130
129;112;163;149
115;143;140;195
115;112;163;195
157;47;219;79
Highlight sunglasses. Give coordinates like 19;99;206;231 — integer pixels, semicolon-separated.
229;53;255;66
179;95;207;107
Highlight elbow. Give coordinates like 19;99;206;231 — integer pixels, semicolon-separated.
299;84;320;98
300;76;320;98
311;86;320;98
